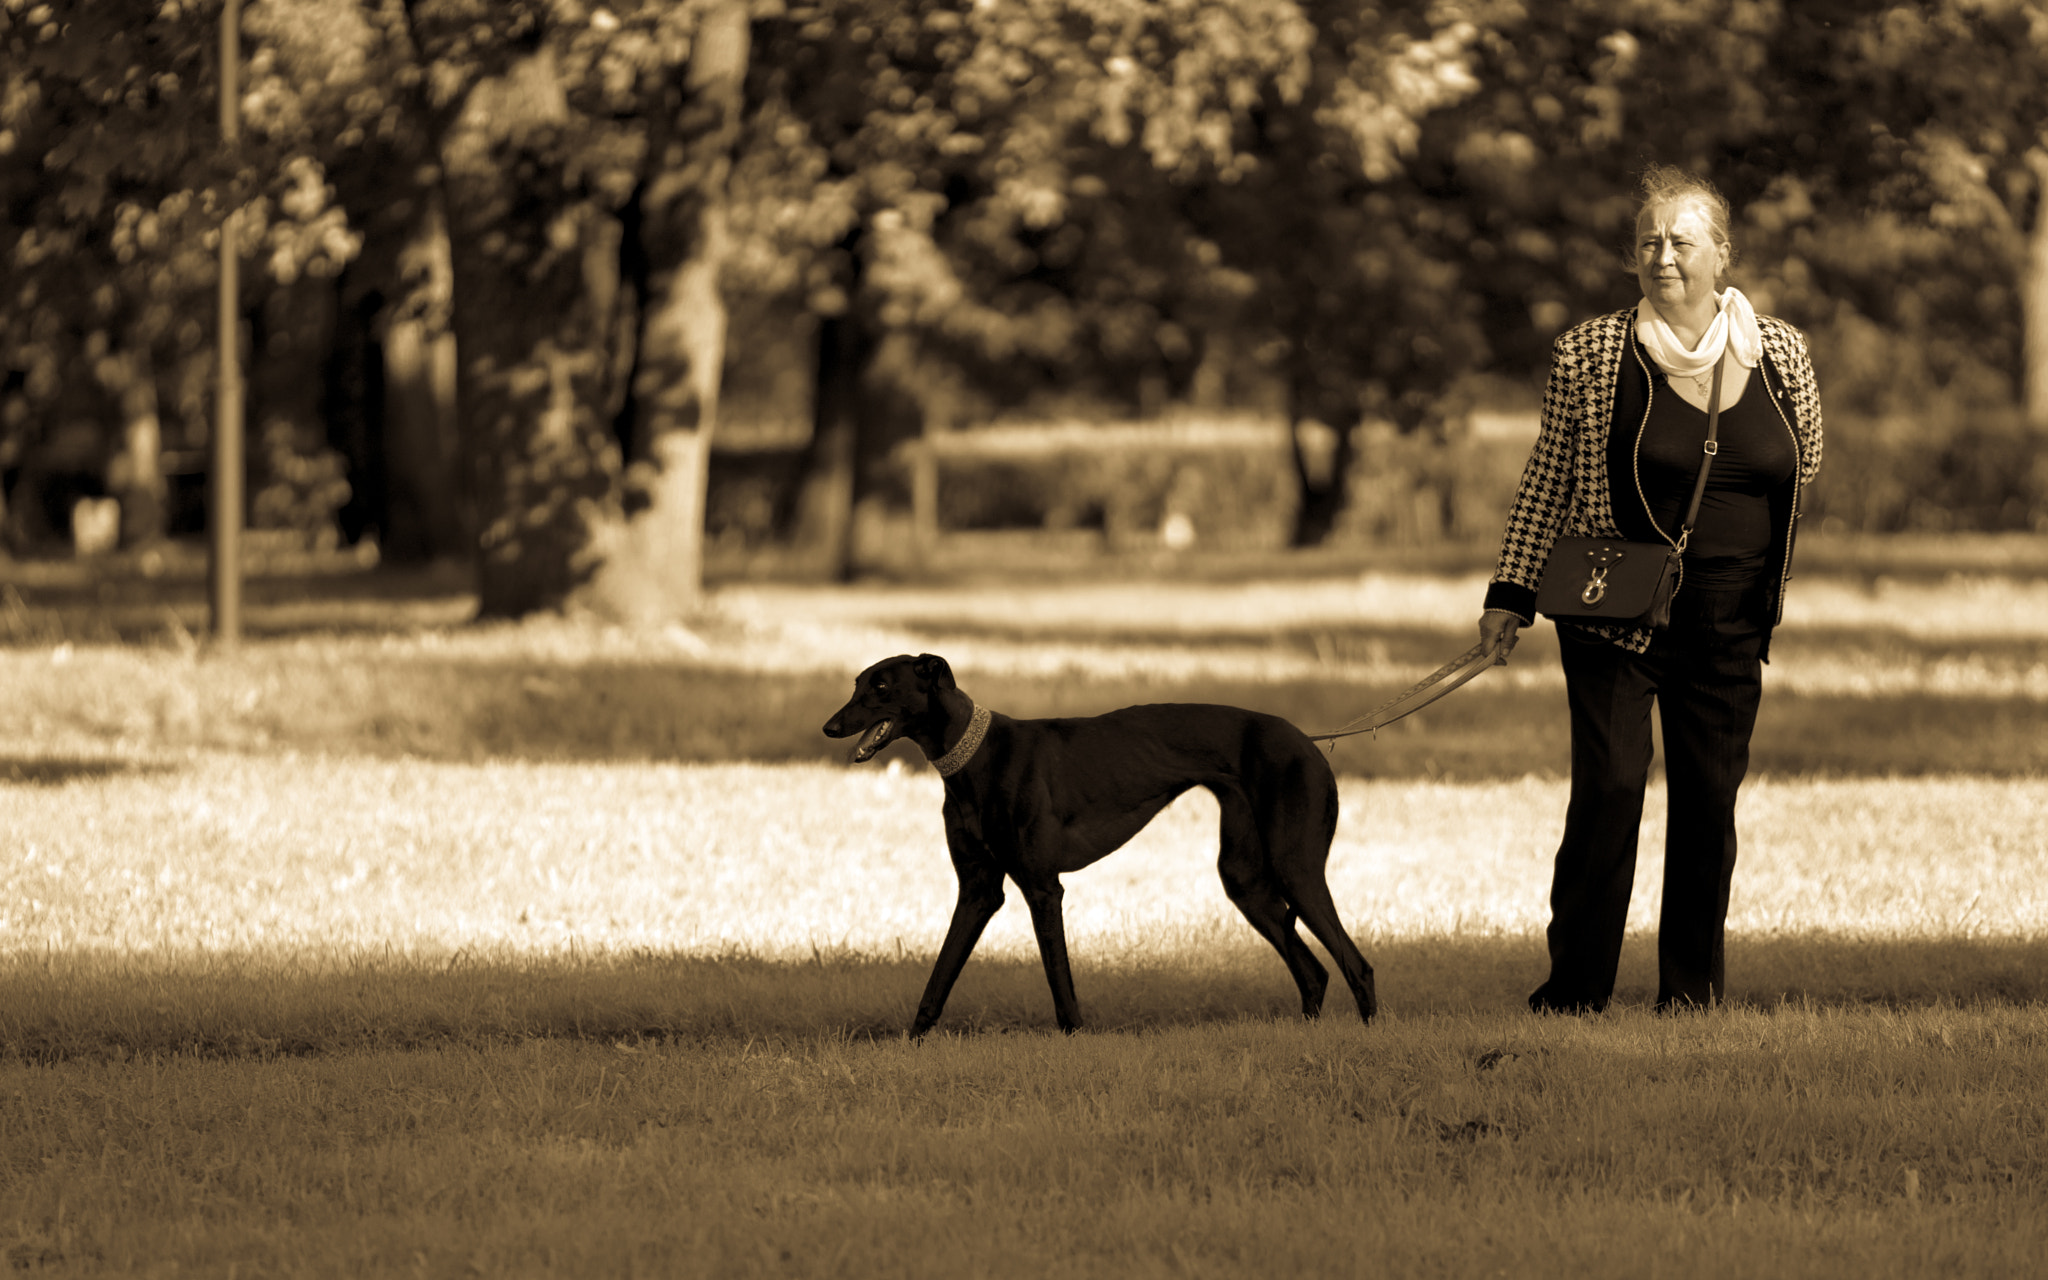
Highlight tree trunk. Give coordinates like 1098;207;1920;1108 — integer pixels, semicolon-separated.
380;186;467;562
574;1;751;624
785;307;867;582
2022;147;2048;432
1286;367;1359;548
105;348;167;547
444;46;625;618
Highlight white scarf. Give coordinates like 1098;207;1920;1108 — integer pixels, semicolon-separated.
1635;287;1762;381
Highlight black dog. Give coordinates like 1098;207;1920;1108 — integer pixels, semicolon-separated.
823;653;1376;1036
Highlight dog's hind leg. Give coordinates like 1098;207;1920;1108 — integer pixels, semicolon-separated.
1214;786;1331;1019
1265;777;1377;1022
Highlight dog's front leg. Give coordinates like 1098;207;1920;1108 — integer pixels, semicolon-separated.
910;856;1005;1039
1018;875;1081;1033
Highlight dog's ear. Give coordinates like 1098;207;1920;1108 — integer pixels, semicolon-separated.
912;653;956;690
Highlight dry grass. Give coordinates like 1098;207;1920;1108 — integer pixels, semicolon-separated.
4;1006;2045;1277
3;563;2045;1275
7;758;2045;958
4;568;2044;781
2;774;2044;1276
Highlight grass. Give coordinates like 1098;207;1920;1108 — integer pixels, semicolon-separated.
2;755;2043;1278
4;933;2046;1064
4;625;2047;776
5;559;2047;776
2;555;2044;1275
4;1000;2046;1277
8;759;2047;956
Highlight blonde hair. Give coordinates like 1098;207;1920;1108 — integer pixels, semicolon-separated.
1630;164;1735;276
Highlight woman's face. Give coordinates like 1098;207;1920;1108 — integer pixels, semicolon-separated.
1635;199;1728;319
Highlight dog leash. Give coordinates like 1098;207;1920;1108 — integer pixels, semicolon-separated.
1306;636;1504;742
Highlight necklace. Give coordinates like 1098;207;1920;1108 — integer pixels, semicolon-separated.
1690;370;1714;396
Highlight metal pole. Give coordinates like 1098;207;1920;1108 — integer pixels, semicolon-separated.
210;0;243;646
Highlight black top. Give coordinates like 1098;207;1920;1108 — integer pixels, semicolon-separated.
1483;312;1817;664
1631;368;1798;590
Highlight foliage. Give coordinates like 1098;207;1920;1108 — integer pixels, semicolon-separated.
0;0;370;546
1806;402;2048;533
5;1;2048;591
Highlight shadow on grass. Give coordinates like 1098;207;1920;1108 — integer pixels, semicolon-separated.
0;560;476;646
3;933;2042;1065
225;660;2048;779
0;756;178;786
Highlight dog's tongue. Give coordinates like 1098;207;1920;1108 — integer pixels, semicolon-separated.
851;719;893;763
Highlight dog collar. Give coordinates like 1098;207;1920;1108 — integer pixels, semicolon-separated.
932;703;991;777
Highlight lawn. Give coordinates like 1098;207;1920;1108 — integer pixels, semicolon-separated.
2;558;2045;1276
6;1006;2045;1278
4;755;2046;1276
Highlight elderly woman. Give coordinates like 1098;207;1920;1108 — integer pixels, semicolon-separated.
1477;165;1823;1013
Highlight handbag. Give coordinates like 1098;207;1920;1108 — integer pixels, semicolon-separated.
1534;360;1722;630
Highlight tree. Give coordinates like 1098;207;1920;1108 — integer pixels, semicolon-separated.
754;0;1456;563
575;0;751;623
1789;0;2048;428
2;0;220;550
2;0;365;553
247;0;474;562
1192;1;1493;543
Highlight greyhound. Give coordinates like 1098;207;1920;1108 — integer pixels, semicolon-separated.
822;653;1376;1036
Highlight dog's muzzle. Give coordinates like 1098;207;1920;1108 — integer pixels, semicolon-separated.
849;718;894;763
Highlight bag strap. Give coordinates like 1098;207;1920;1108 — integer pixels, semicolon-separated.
1674;359;1723;554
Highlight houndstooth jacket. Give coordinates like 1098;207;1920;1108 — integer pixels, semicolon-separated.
1483;307;1825;654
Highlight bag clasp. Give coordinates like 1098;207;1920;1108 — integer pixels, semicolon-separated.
1579;545;1625;608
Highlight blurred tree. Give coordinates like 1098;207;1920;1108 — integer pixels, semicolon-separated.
4;0;372;555
1193;1;1493;544
9;0;2048;584
399;0;634;615
246;0;474;562
1789;0;2048;430
1413;0;2048;445
1;0;221;550
575;0;751;622
754;0;1500;564
1403;2;1813;363
394;0;761;618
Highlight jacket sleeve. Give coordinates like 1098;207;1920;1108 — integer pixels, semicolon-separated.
1484;334;1581;623
1780;325;1824;487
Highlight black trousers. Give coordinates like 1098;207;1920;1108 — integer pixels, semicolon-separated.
1530;582;1767;1013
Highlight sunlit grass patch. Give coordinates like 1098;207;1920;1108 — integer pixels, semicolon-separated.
714;569;2048;641
8;758;2045;958
3;755;2043;1065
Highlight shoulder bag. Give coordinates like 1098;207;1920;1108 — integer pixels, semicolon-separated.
1533;360;1722;630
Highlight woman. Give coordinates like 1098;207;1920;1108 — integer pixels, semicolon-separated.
1477;165;1824;1013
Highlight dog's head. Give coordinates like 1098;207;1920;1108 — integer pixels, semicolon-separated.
822;653;957;763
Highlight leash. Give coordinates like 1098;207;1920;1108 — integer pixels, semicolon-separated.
1306;636;1504;742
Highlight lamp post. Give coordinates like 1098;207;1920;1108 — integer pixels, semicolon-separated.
210;0;243;647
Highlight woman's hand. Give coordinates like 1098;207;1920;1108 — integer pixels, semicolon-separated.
1479;609;1523;665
